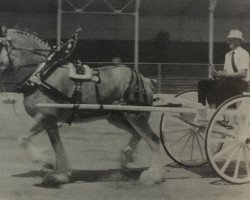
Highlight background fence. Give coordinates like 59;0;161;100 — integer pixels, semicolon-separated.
0;63;224;94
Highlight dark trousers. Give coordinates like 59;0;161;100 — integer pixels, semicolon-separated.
198;78;248;107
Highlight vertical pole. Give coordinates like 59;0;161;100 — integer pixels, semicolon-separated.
134;0;140;71
208;0;218;77
157;63;162;93
57;0;63;47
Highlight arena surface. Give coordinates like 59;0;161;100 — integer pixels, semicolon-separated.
0;94;250;200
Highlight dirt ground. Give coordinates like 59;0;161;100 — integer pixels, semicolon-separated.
0;95;250;200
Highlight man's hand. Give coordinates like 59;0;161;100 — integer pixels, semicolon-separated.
217;71;228;78
211;70;219;78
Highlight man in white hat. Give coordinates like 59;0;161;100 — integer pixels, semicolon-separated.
198;30;249;109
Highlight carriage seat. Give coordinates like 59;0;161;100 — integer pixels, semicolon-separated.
69;63;92;80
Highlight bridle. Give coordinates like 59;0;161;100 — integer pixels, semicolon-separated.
0;37;52;125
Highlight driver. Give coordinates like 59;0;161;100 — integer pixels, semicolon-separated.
198;30;249;109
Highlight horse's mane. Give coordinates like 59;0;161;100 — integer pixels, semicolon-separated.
7;28;51;49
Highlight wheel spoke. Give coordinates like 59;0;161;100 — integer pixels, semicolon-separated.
164;128;190;134
169;132;190;147
172;116;195;128
237;101;250;132
233;147;242;179
197;131;205;140
221;145;240;173
178;133;192;159
242;114;250;134
190;133;195;160
212;142;239;159
243;146;250;176
195;132;205;161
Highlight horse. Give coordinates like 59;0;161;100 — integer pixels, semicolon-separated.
0;27;165;185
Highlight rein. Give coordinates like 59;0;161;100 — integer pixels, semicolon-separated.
12;46;50;57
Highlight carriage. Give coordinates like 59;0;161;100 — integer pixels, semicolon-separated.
36;89;250;184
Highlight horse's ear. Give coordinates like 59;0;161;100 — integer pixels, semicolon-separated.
0;25;3;37
2;26;7;36
0;26;7;37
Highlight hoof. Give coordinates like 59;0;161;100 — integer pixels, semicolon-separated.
120;149;135;169
139;167;165;185
42;171;71;185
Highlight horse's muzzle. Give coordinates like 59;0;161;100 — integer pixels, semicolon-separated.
0;63;6;72
0;66;6;75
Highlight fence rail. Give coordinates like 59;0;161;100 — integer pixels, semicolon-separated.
0;63;224;94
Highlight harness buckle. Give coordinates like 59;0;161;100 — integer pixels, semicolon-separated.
27;73;51;90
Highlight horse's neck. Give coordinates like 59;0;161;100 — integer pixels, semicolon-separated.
13;49;49;75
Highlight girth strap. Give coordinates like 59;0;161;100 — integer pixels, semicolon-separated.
93;68;102;104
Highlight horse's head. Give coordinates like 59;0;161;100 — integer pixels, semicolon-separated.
0;26;51;74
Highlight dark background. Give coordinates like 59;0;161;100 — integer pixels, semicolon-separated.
57;39;244;64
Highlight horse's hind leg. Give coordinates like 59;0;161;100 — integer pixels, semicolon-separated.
124;112;165;184
107;112;141;168
42;117;71;185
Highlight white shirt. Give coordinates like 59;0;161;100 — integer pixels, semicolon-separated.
224;47;250;81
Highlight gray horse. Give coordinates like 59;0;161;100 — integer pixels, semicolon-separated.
0;28;165;185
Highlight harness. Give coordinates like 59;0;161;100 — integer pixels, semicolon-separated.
1;28;149;124
124;69;149;106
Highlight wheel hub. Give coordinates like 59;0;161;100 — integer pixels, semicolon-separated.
239;135;250;144
245;138;250;144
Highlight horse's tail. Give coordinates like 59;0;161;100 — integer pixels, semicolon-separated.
145;78;157;90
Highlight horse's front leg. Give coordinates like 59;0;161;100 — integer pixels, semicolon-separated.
43;118;71;185
18;113;49;165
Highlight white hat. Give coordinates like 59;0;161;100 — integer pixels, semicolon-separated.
227;30;244;40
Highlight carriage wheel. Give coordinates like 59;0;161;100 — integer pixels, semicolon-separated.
160;112;207;167
206;95;250;183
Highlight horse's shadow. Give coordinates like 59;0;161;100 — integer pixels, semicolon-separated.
166;163;232;185
12;167;146;188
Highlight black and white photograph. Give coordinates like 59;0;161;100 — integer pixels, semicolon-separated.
0;0;250;199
